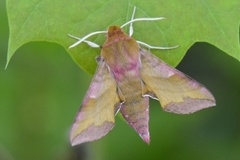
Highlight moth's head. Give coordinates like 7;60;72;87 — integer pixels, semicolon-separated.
107;26;125;38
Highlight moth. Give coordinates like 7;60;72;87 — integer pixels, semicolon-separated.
68;7;215;146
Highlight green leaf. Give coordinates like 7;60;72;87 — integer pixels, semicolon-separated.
7;0;240;74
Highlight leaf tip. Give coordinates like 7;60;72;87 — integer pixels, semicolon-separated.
4;57;11;70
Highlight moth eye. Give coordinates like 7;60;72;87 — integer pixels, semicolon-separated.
95;56;102;62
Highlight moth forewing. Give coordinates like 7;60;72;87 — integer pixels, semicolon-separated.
70;58;119;145
139;48;215;114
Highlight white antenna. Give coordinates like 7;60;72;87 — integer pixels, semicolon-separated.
68;34;100;48
129;6;136;36
68;6;177;50
120;17;165;29
69;30;107;49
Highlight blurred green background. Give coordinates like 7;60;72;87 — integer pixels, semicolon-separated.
1;1;240;160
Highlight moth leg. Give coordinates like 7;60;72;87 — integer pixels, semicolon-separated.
141;80;158;100
117;86;126;102
114;96;124;115
68;34;101;48
115;87;125;114
137;40;179;50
